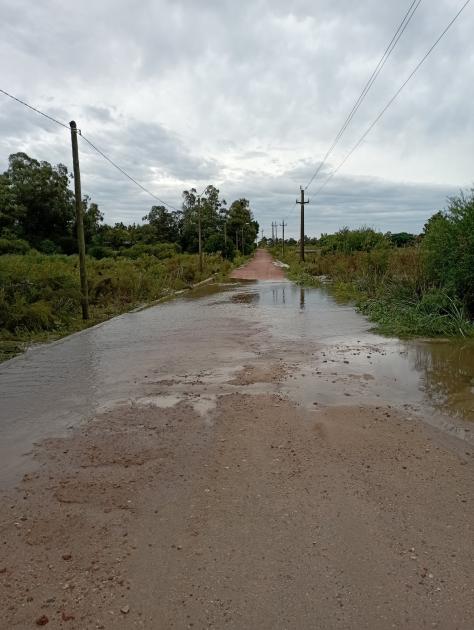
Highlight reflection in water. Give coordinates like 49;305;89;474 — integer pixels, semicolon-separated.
271;287;286;305
409;340;474;421
300;287;305;310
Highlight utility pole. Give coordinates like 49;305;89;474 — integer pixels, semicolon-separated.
235;230;239;252
296;186;309;262
197;196;203;273
280;220;287;256
224;221;227;247
241;226;245;254
69;121;89;320
274;222;278;243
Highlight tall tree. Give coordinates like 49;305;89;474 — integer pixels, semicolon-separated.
227;198;259;254
142;205;180;243
0;152;75;249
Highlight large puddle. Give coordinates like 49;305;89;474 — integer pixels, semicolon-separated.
0;279;473;486
230;283;474;432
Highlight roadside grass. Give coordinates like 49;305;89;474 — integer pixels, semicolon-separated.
0;251;239;361
270;245;474;338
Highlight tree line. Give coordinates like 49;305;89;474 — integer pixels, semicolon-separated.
0;152;259;259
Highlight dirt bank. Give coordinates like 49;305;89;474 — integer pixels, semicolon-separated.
230;249;287;280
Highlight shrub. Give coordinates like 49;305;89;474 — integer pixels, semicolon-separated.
422;190;474;315
0;238;30;255
119;242;181;260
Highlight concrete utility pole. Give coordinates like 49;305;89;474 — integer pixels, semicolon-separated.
280;220;287;256
296;186;309;262
197;196;203;273
241;226;245;254
69;121;89;320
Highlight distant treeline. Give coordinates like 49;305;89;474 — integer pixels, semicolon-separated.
0;152;259;259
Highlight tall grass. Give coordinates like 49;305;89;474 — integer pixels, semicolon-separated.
0;251;233;359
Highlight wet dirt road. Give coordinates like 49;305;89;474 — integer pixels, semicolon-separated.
0;255;473;629
230;248;287;280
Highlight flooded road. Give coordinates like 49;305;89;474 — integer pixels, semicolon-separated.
1;271;473;629
1;279;472;486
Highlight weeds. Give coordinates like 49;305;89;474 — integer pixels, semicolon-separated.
0;251;234;359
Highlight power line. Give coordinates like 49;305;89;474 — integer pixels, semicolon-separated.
314;0;472;197
0;88;70;129
305;0;422;191
0;87;180;212
79;134;179;212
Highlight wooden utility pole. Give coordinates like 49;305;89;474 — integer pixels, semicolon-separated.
197;196;203;273
296;186;309;262
280;220;287;256
69;121;89;320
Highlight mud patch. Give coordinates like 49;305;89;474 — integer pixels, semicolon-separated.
230;362;286;386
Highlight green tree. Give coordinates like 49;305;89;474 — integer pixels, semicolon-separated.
0;152;75;249
422;191;474;315
142;205;180;243
83;198;104;244
227;198;258;254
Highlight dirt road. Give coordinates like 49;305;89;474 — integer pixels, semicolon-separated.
1;254;473;629
230;248;286;280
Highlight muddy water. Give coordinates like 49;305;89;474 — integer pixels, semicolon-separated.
236;283;474;437
0;280;472;486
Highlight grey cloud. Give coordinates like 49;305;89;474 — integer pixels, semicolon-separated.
0;0;472;233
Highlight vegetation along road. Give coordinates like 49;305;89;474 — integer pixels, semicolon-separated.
0;250;472;629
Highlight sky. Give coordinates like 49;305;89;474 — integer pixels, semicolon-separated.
0;0;473;238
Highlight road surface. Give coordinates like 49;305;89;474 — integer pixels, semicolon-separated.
230;248;286;280
0;252;473;629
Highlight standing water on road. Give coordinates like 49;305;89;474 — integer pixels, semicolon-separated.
0;279;473;486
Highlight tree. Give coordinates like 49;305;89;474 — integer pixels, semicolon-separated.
142;205;180;243
179;185;227;253
422;191;474;315
83;198;104;244
227;198;259;254
0;152;75;249
387;232;417;248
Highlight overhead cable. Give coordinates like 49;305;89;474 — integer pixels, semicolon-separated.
305;0;422;191
313;0;471;197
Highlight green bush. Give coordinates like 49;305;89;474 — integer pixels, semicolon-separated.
0;238;30;255
87;244;116;259
422;190;474;315
119;242;181;260
0;251;232;339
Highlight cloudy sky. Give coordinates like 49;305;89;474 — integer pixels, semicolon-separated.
1;0;473;237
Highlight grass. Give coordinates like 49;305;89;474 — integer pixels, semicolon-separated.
0;251;242;361
270;245;474;338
